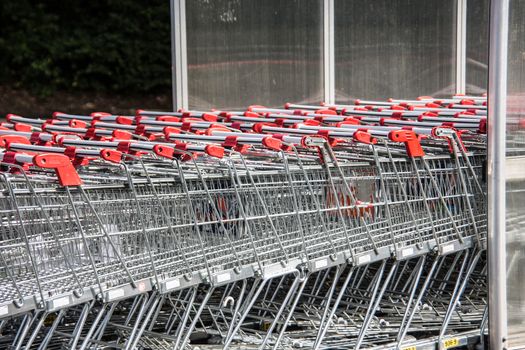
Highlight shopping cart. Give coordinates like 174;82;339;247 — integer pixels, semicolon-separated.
0;94;487;349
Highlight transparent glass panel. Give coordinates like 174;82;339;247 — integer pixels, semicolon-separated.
506;0;525;347
186;0;323;110
466;0;489;94
334;0;456;102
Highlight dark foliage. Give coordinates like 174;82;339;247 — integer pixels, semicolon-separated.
0;0;171;96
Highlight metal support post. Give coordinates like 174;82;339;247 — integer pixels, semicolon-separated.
171;0;188;110
456;0;467;94
488;0;510;348
323;0;335;104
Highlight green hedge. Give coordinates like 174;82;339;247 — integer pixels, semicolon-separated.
0;0;171;96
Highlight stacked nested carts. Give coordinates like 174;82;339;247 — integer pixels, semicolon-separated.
0;95;486;349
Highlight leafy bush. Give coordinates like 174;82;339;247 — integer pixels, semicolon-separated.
0;0;171;96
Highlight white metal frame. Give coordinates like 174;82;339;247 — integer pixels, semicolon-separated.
323;0;335;104
171;0;188;111
456;0;467;94
488;0;510;348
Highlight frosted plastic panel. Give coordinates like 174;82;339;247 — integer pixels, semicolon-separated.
334;0;456;102
506;0;525;347
466;0;489;94
186;0;323;110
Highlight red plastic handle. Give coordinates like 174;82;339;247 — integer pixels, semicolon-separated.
0;135;31;148
336;119;360;127
14;123;32;132
244;111;260;118
112;130;133;140
301;119;320;126
163;126;183;139
315;109;337;116
206;124;232;133
460;99;475;105
204;145;225;158
153;144;175;159
33;153;82;186
388;130;425;157
116;116;134;125
252;122;278;133
100;149;122;163
261;137;282;151
156;116;181;122
353;131;377;145
200;113;218;122
69;119;88;128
